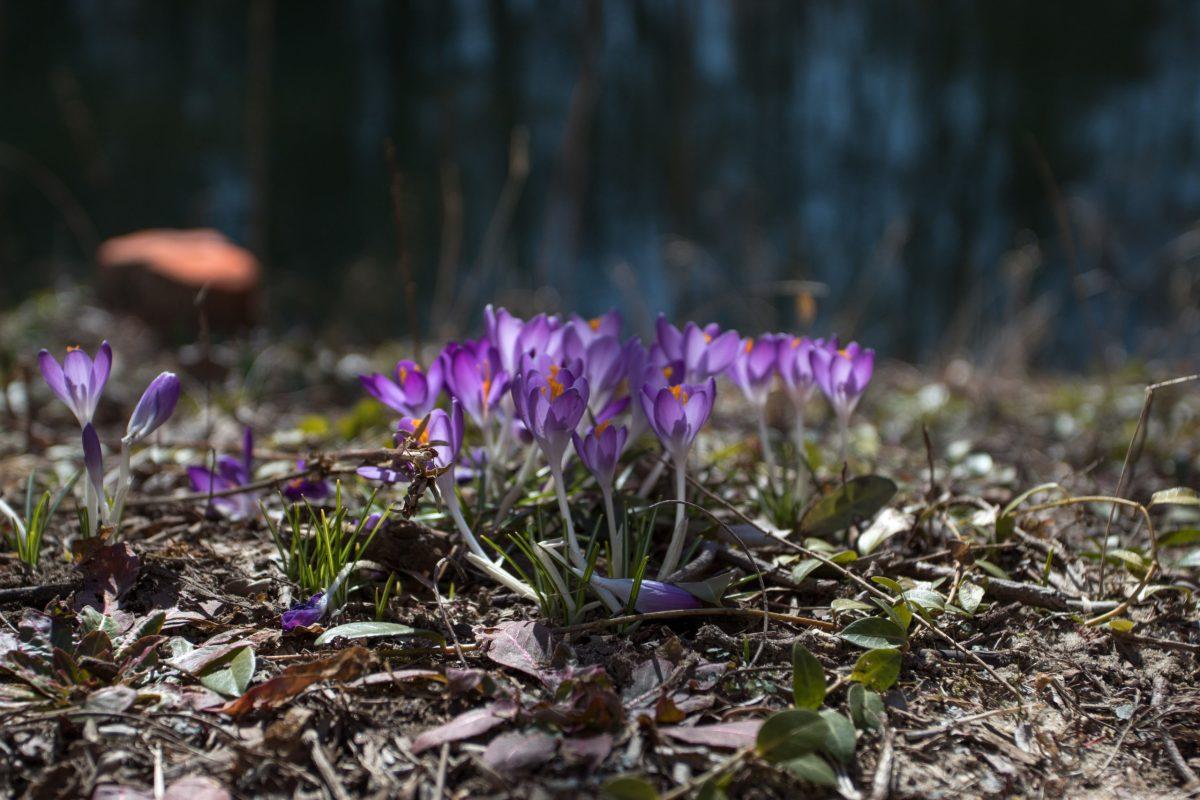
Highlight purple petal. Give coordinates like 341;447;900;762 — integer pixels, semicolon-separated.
82;423;104;498
125;372;181;443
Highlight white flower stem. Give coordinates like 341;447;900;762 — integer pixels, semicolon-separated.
792;412;808;504
438;474;536;600
756;406;777;492
437;474;493;563
602;486;622;578
549;462;584;568
657;455;689;579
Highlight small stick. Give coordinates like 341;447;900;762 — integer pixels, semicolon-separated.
868;727;896;800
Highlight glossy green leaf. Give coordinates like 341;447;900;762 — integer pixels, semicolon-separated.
602;776;660;800
958;581;985;615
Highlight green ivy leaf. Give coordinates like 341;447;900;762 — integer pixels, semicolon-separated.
791;643;826;710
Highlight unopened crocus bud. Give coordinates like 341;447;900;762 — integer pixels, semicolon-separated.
125;372;181;444
82;423;104;499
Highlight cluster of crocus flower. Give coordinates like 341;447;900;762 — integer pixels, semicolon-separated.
356;308;874;616
39;342;181;534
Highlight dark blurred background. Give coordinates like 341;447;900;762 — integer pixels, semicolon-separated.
1;1;1198;368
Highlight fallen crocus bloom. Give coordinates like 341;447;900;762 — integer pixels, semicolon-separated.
187;427;257;519
579;572;703;613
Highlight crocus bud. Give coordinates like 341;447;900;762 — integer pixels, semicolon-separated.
125;372;181;444
82;423;104;498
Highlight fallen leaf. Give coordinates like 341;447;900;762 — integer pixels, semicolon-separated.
659;720;762;749
410;699;518;754
75;542;140;614
216;646;370;717
482;729;558;773
477;620;555;683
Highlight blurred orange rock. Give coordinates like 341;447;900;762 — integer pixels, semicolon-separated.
98;229;261;336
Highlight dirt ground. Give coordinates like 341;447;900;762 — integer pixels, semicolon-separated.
0;298;1197;799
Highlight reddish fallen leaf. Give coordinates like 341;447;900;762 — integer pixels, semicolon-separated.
216;646;370;717
482;729;558;774
74;542;140;614
410;699;519;754
561;733;613;769
659;720;763;749
476;621;555;684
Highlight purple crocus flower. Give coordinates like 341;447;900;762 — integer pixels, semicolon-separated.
563;330;628;415
38;341;112;427
359;357;444;418
574;420;630;575
283;460;330;502
777;336;821;412
572;421;628;495
443;339;509;428
639;378;717;578
512;363;589;468
124;372;181;444
727;336;781;408
810;341;874;460
485;306;565;376
581;573;703;613
655;317;740;383
567;310;621;346
187;427;256;518
810;341;874;425
639;378;717;463
281;591;327;631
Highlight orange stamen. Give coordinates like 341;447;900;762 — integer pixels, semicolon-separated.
662;366;673;380
595;420;611;435
588;317;602;332
669;385;690;405
744;338;754;353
